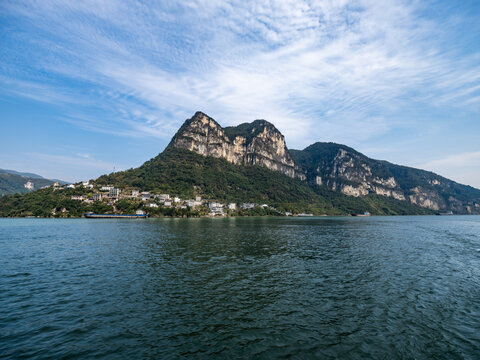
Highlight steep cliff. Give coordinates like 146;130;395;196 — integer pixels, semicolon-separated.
290;142;480;214
169;113;480;214
168;112;302;179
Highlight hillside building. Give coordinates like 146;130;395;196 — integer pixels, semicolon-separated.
24;181;34;190
108;188;120;199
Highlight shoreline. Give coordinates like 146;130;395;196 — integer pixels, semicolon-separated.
1;213;475;219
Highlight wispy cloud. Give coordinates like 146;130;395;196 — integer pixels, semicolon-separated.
1;0;479;184
3;1;479;141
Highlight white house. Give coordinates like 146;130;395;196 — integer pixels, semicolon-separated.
241;203;255;209
108;188;120;198
209;206;224;216
208;202;222;209
228;203;236;210
82;181;93;189
24;181;34;190
156;194;170;201
148;203;159;208
141;192;152;201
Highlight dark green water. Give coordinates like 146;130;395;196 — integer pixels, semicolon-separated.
1;216;479;359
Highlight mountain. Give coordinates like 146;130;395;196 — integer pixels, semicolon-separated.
1;111;478;216
290;143;480;214
95;147;432;216
0;169;60;196
0;169;47;179
0;146;434;217
168;111;302;179
167;112;480;214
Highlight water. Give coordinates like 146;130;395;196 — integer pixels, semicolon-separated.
1;216;479;359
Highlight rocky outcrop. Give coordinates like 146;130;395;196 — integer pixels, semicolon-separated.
295;145;407;200
168;112;302;179
290;142;480;214
408;186;444;211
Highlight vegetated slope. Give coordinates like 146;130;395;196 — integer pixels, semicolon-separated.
96;147;433;215
291;142;480;214
0;170;57;196
0;187;113;217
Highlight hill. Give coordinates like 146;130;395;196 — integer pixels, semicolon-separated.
0;147;435;217
0;169;61;197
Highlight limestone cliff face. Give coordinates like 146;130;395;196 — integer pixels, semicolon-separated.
168;112;301;179
309;146;406;201
290;142;480;214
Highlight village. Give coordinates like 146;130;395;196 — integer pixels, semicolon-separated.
37;180;289;217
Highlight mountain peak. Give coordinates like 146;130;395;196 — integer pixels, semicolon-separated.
168;112;299;178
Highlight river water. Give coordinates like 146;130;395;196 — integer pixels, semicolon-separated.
1;216;479;359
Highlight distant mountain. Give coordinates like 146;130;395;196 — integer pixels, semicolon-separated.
0;169;47;179
0;169;65;196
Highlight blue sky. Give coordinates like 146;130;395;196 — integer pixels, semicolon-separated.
1;0;479;187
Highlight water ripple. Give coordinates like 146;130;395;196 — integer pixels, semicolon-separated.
0;216;479;359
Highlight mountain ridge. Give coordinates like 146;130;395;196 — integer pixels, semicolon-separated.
1;111;478;215
290;142;480;214
0;169;63;196
169;112;480;214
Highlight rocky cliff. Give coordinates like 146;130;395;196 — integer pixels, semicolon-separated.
168;112;302;179
167;111;480;214
290;142;480;214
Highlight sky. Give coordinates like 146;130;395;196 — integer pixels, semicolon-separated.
0;0;479;187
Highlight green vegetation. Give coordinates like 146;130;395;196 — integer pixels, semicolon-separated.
0;147;436;217
0;188;104;217
0;170;56;196
224;120;272;142
291;142;480;210
95;148;433;216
